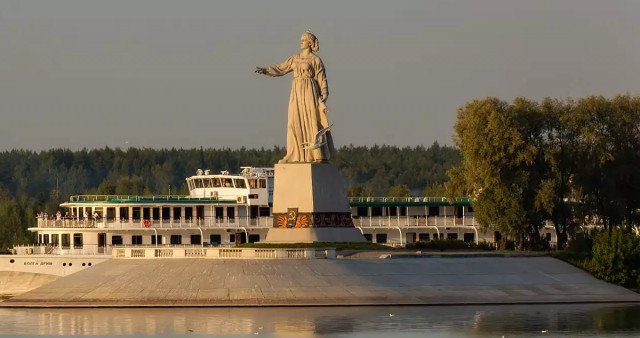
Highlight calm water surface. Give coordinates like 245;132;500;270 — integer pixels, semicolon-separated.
1;304;639;337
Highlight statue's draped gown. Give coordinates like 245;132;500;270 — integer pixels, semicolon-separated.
265;54;336;163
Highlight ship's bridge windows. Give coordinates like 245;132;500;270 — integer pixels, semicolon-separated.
248;179;257;189
212;177;222;187
187;179;194;190
73;233;83;248
234;179;246;188
111;235;123;245
222;178;233;187
62;234;70;248
195;179;204;189
259;179;267;188
203;178;212;188
234;179;245;188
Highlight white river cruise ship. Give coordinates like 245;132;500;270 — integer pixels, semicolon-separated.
15;167;558;256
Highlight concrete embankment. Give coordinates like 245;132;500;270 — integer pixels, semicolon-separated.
3;256;640;307
0;272;59;300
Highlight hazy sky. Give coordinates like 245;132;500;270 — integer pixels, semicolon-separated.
1;0;639;150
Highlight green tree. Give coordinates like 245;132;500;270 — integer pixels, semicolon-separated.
423;183;446;197
347;184;374;197
388;184;411;197
447;97;546;248
115;176;145;195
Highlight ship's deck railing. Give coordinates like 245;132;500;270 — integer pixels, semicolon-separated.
69;195;221;202
352;215;477;227
348;196;470;204
35;215;480;229
36;216;273;229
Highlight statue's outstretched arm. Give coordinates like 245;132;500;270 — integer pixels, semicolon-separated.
256;55;295;77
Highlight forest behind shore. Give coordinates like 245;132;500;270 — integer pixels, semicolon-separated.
0;143;460;249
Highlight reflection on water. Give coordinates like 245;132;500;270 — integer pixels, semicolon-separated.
0;304;639;337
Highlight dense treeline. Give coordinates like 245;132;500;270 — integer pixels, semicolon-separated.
448;94;640;249
0;143;460;250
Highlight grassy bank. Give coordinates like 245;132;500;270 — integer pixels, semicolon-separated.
553;229;640;290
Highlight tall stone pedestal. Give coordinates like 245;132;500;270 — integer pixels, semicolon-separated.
264;163;366;243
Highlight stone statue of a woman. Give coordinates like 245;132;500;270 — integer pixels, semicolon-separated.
255;31;336;163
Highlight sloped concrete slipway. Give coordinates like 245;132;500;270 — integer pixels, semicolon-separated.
3;257;640;307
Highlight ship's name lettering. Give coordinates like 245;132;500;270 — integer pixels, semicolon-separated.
23;261;53;266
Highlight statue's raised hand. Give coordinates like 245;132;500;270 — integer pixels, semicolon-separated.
255;67;266;74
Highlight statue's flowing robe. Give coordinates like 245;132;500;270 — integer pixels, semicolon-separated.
265;54;336;163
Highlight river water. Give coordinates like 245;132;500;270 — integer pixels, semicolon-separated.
1;304;639;337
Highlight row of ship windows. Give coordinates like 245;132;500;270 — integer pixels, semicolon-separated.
364;233;475;243
38;233;261;247
39;233;82;248
114;234;259;245
354;206;474;217
187;178;267;190
69;206;271;221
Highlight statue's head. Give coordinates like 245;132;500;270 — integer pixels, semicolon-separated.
301;30;319;52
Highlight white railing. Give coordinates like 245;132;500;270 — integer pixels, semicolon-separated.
69;195;222;202
352;216;476;227
36;219;97;228
35;216;478;229
348;197;471;204
36;217;273;229
111;246;336;260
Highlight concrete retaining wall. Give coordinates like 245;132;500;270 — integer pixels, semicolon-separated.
4;256;640;307
0;272;59;298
